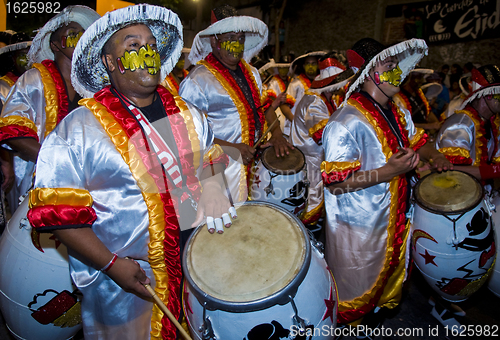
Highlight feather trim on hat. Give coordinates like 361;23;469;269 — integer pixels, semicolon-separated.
459;85;500;110
189;16;268;64
0;41;32;56
289;51;327;75
27;5;100;66
343;38;428;103
71;4;183;99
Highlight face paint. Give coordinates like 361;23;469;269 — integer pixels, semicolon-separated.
61;31;82;49
278;67;288;77
15;53;29;70
220;40;244;58
374;64;403;86
176;59;185;69
116;44;161;75
304;63;318;75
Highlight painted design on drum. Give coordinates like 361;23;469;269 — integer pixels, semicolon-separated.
28;289;82;327
30;229;61;253
253;174;261;188
280;180;308;209
322;286;336;323
245;320;289;339
420;249;437;266
412;229;437;248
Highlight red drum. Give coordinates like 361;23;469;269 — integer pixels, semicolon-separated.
411;171;496;302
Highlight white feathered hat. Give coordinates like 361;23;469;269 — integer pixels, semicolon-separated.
309;52;354;94
27;5;100;67
189;4;268;64
71;4;183;99
459;65;500;110
345;38;428;101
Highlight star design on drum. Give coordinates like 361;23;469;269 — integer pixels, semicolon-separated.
322;286;336;322
419;249;437;266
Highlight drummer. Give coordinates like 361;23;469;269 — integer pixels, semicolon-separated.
289;51;353;227
320;38;451;331
179;4;291;203
27;4;234;339
435;64;500;182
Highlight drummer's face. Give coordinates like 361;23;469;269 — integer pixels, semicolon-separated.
485;94;500;115
370;56;401;95
211;32;245;69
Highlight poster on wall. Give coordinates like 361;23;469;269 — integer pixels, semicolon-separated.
384;0;500;45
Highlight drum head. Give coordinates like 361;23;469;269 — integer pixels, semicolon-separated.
185;202;307;304
262;147;305;175
415;171;483;213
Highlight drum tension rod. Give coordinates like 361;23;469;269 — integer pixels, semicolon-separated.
289;295;307;334
441;212;467;249
200;302;216;340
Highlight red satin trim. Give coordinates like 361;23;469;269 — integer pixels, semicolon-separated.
266;89;277;101
0;124;38;142
412;133;428;151
301;207;323;225
93;86;182;338
167;74;180;93
203;153;229;169
312;128;324;145
346;49;365;70
5;72;19;83
318;58;346;71
322;165;360;185
465;105;491;166
445;154;474;165
321;93;335;116
298;74;312;89
398;91;412;113
27;205;97;229
41;60;69;124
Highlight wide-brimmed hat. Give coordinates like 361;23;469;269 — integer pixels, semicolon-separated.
189;5;267;64
459;64;500;110
27;5;100;67
309;52;354;94
289;50;327;76
421;82;443;100
71;4;183;99
458;74;472;96
345;37;428;101
0;32;32;56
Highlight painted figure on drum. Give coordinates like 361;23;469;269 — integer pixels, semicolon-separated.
289;51;353;226
179;5;291;203
26;5;235;339
0;6;100;214
321;37;451;329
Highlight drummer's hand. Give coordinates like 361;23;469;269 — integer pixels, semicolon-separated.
106;257;151;300
262;133;293;158
227;143;256;165
192;181;233;234
272;92;287;109
385;147;419;177
431;153;453;172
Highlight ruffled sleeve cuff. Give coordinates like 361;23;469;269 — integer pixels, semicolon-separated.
203;144;229;169
410;127;428;151
438;147;473;165
321;160;361;185
309;119;329;145
285;95;295;108
0;116;39;143
27;188;97;232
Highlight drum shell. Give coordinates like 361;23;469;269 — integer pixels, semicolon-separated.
0;199;81;340
411;199;495;302
250;148;307;215
488;194;500;298
183;246;336;339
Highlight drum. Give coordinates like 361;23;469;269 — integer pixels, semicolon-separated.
0;198;82;340
183;202;336;339
488;192;500;298
411;171;496;302
250;147;308;215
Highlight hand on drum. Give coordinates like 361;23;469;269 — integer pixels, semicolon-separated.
261;134;294;158
106;257;151;300
192;181;236;234
386;147;419;177
419;153;453;173
229;143;256;165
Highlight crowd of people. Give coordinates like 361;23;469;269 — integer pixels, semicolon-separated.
0;3;498;340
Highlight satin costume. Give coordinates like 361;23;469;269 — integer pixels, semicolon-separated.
393;88;431;124
0;72;18;104
266;75;295;134
179;53;267;203
27;85;226;340
161;69;188;95
436;105;500;165
285;74;311;135
321;92;427;323
0;60;70;213
289;91;335;225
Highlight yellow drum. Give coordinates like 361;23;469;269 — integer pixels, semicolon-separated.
183;202;336;339
411;171;496;302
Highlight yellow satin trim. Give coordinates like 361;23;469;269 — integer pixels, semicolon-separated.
438;146;471;159
80;98;168;340
457;109;483;166
298;74;311;91
0;74;15;87
337;99;408;314
161;74;178;95
393;93;409;111
33;63;59;137
172;94;201;171
299;199;324;223
321;160;360;174
410;127;426;148
203;144;225;165
29;187;93;208
0;115;37;133
417;88;431;118
309;119;328;138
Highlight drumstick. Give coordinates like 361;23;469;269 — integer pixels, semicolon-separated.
253;115;281;150
144;284;193;340
396;146;408;159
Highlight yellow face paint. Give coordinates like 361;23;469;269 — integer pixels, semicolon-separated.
15;53;29;69
220;40;244;58
493;94;500;102
375;64;403;86
304;63;318;75
176;59;185;69
62;31;82;49
278;67;288;77
117;44;161;75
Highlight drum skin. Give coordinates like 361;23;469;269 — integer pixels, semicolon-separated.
488;194;500;298
183;202;337;339
0;198;82;340
250;147;308;216
411;172;496;302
